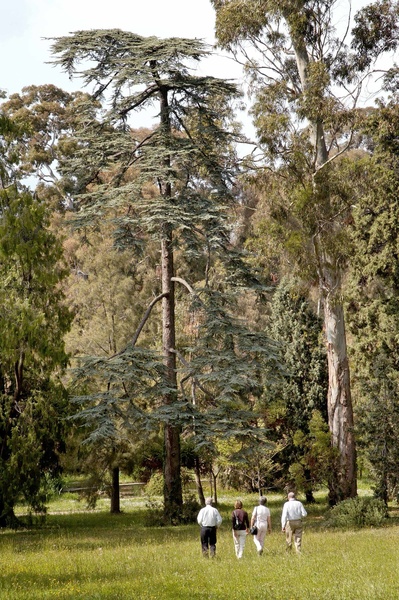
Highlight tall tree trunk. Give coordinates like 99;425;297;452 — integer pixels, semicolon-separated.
322;267;357;504
159;84;183;523
289;22;357;502
161;232;182;521
110;466;120;514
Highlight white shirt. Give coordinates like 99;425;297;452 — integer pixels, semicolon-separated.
197;505;223;527
252;505;270;528
281;499;307;528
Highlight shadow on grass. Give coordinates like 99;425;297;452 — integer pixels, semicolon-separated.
0;510;203;554
5;490;398;556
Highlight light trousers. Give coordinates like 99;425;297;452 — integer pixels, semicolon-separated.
253;524;267;552
285;519;303;552
232;530;247;558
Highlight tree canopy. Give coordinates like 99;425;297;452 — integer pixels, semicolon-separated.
211;0;399;502
2;6;399;520
46;30;279;522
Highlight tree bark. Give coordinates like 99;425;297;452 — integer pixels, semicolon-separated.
302;466;316;503
159;84;183;523
161;233;183;521
110;466;121;514
210;469;218;505
289;18;357;502
194;456;206;506
322;267;357;503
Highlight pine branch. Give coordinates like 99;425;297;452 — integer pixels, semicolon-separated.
170;347;215;404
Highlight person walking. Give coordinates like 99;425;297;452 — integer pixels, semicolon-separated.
250;496;272;555
197;497;223;558
281;491;307;553
231;500;250;559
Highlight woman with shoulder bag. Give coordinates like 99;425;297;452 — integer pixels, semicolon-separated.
250;496;272;555
231;499;250;559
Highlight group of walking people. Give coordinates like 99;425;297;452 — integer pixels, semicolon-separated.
197;491;307;559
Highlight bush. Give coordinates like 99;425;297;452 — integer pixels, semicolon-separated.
144;493;201;527
143;469;200;525
144;497;165;527
144;472;163;497
326;496;389;529
180;493;201;524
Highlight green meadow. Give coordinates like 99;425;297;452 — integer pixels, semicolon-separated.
2;491;399;600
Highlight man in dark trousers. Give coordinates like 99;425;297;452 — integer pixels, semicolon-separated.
197;497;223;557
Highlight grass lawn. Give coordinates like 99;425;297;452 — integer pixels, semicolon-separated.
2;491;399;599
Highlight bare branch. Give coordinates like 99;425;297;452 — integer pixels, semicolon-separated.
110;292;168;358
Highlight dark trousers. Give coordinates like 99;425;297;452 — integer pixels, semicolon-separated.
200;526;217;557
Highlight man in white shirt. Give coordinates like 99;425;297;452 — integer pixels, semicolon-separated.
281;491;307;553
197;497;223;557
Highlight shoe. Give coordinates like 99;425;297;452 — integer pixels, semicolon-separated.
258;550;263;556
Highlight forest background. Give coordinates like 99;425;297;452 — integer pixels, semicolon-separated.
1;0;399;527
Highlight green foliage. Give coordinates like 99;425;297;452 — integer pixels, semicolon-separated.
290;410;337;495
144;473;200;525
0;188;72;524
46;28;281;523
0;110;30;189
351;0;399;72
144;471;164;497
143;496;165;527
0;85;94;210
49;30;243;241
345;102;399;502
211;0;399;502
356;374;399;503
326;496;389;529
214;435;281;493
179;493;201;524
62;224;159;357
263;278;329;495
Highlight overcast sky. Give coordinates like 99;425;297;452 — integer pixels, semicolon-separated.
0;0;389;136
1;0;243;97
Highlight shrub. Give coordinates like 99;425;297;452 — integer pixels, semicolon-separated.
144;472;163;497
326;496;389;528
144;493;201;527
180;493;201;524
144;497;165;527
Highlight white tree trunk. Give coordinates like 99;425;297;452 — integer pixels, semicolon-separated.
323;274;357;501
290;21;357;501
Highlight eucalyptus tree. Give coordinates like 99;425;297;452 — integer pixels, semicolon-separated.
0;84;93;208
49;30;277;521
0;109;27;189
211;0;399;502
